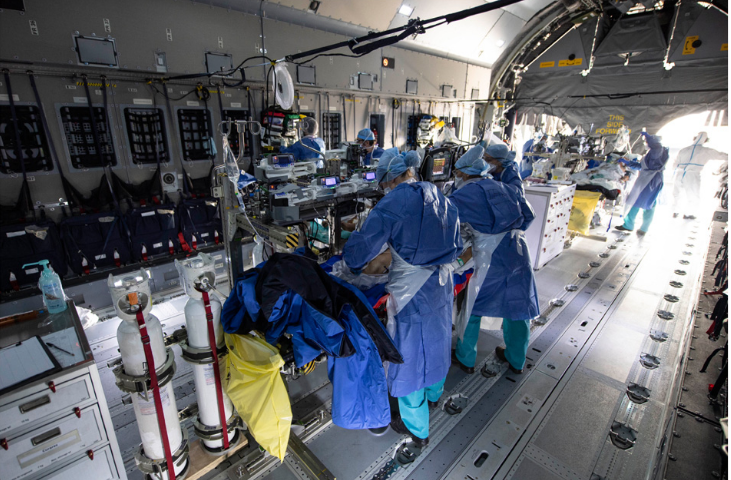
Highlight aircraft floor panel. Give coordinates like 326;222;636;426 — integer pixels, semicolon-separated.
255;230;625;480
91;213;714;480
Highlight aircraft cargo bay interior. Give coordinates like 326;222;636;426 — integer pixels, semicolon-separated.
0;0;727;479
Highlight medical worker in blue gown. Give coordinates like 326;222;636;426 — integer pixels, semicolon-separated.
615;133;669;236
480;142;524;192
449;145;540;375
356;128;385;166
521;133;553;179
280;116;326;161
343;148;462;446
481;142;536;228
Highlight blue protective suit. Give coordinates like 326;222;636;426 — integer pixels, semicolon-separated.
344;181;462;398
280;136;325;161
363;146;385;166
222;264;395;430
220;269;262;334
449;178;539;321
495;164;534;232
625;134;669;211
266;284;393;429
497;163;524;193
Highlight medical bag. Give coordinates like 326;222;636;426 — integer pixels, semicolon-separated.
125;204;179;261
0;221;67;292
178;197;222;250
61;212;132;275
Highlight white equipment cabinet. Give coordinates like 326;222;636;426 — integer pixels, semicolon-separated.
524;184;576;270
0;302;126;480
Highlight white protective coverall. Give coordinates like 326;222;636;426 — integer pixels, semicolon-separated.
672;132;727;216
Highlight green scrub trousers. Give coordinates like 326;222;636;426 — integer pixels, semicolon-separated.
622;205;656;232
456;315;531;370
398;377;446;439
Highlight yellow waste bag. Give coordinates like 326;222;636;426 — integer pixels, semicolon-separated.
225;333;292;460
568;190;603;235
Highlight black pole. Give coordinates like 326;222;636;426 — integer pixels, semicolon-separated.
287;0;528;62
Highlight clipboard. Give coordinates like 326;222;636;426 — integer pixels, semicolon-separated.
0;336;62;396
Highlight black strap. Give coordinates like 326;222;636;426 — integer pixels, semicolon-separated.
411;101;416;149
246;87;255;163
82;76;105;168
3;70;35;220
161;84;190;196
341;94;347;142
196;84;214;162
216;84;226;129
82;75;119;210
391;99;395;148
28;72;75;217
150;92;166;204
100;75;112;153
325;93;340;149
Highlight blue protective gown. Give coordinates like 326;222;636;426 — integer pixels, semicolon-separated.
449;179;540;321
279;136;325;161
496;164;534;232
626;135;669;210
497;163;524;193
344;182;462;398
363;146;385;166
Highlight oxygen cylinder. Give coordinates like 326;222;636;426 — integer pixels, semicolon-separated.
175;253;238;453
109;270;188;480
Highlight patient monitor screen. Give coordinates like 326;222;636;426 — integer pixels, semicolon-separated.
432;157;446;176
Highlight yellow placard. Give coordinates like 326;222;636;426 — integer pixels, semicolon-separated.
683;36;699;55
722;43;728;51
539;61;555;68
558;58;583;67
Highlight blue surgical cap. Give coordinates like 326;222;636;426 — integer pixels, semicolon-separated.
357;128;375;141
455;145;488;176
376;148;421;184
484;143;517;166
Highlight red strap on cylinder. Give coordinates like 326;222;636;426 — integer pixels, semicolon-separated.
134;309;176;480
177;233;191;253
201;290;230;450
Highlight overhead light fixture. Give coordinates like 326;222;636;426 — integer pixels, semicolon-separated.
308;1;321;13
495;39;505;47
399;4;413;16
